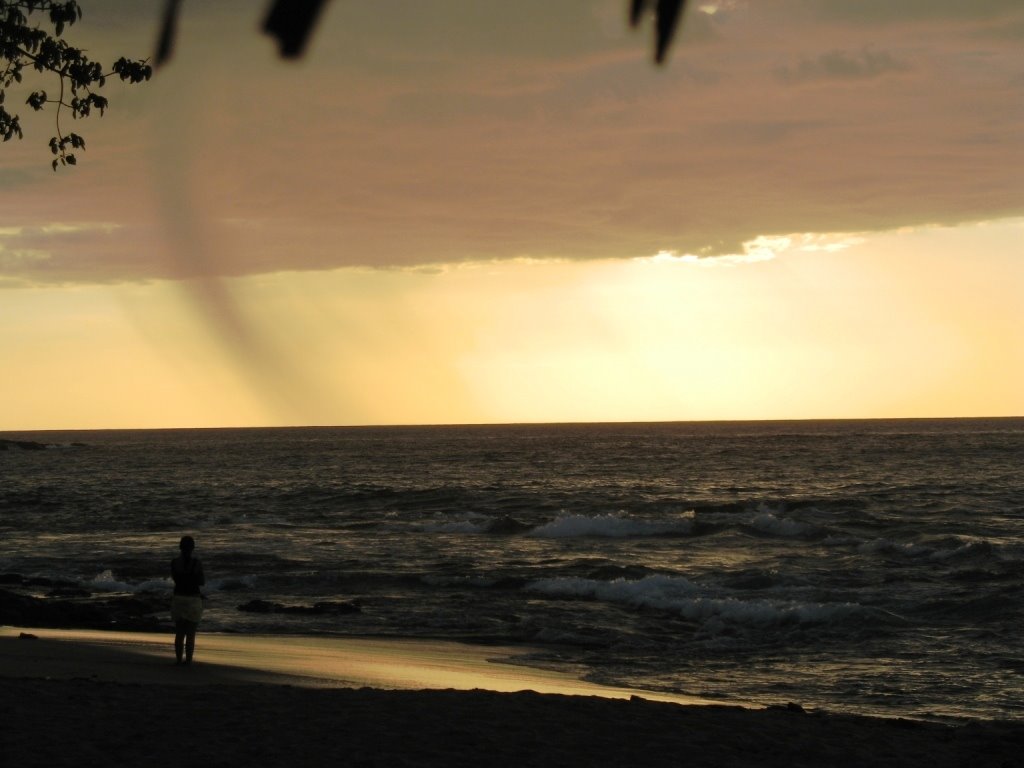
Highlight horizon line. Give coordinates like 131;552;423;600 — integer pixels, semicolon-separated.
4;414;1023;435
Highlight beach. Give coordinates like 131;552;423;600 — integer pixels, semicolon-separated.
6;422;1024;721
5;421;1024;763
3;628;1024;767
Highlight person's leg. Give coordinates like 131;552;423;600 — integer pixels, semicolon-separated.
174;621;186;664
184;622;198;664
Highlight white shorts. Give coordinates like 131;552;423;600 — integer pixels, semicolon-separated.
171;595;204;624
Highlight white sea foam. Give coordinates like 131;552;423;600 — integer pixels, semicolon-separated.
857;539;932;557
927;537;993;561
89;570;171;593
528;512;695;539
529;574;700;601
88;570;245;594
527;574;857;627
750;511;813;537
88;569;131;591
208;575;256;591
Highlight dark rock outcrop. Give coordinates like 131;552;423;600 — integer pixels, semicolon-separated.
0;438;49;451
0;587;166;632
0;439;87;451
485;516;533;535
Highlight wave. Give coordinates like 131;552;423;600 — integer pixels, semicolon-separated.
528;512;695;539
213;505;830;546
415;512;697;539
417;519;488;534
926;537;995;561
522;506;824;542
747;511;816;538
85;569;257;594
854;535;997;562
416;515;533;535
88;570;170;594
421;573;499;589
526;574;864;628
211;576;258;591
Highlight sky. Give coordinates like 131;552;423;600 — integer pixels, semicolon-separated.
1;0;1022;430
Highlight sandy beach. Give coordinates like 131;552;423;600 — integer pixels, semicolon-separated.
2;627;1024;767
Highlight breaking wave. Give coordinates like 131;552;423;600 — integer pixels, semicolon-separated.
526;574;863;628
528;512;695;539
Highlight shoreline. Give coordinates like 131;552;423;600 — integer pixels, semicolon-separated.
0;626;725;704
3;627;1024;767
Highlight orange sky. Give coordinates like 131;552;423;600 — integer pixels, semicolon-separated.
1;1;1022;429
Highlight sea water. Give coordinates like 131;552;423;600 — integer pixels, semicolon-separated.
2;419;1022;721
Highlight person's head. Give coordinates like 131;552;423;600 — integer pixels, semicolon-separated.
179;535;196;555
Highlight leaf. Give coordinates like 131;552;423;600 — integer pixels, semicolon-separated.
26;91;47;110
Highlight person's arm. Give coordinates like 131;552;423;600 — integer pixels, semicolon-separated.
195;560;206;588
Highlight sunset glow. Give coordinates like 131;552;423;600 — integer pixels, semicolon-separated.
1;1;1021;429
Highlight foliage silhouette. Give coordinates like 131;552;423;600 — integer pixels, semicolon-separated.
0;0;151;169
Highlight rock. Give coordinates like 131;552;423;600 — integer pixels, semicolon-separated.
0;438;49;451
236;599;277;613
0;439;86;451
0;588;110;628
25;577;81;588
0;587;166;632
767;702;806;714
485;516;533;534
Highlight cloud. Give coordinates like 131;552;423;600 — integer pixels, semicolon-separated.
0;222;164;285
639;230;864;267
802;0;1024;25
642;233;795;266
0;0;1022;284
775;48;910;84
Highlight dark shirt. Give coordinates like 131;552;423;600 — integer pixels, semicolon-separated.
171;555;205;596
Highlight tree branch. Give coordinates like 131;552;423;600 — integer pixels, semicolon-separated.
0;0;149;168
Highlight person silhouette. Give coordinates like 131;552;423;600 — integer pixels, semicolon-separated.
170;535;206;665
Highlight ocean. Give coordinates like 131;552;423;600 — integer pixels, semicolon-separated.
2;419;1022;721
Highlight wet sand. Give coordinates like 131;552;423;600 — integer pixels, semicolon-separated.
2;627;1023;767
0;627;725;701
